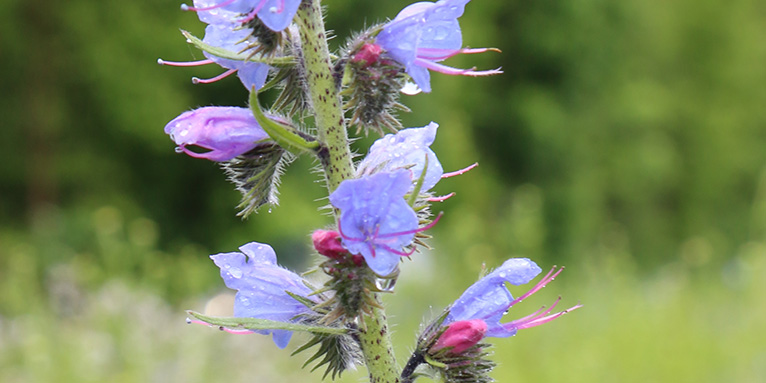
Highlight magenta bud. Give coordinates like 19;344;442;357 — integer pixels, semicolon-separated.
351;43;383;68
312;229;349;259
430;319;488;355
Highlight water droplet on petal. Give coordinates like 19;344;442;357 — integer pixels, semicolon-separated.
229;267;243;278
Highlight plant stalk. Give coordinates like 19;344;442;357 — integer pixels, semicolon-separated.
296;2;399;382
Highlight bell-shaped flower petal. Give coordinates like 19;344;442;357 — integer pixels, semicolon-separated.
447;258;542;337
329;170;419;276
357;122;443;193
189;0;300;32
164;106;269;161
210;241;315;348
376;0;500;93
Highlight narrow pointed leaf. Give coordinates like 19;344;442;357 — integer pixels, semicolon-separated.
187;311;347;335
181;30;295;66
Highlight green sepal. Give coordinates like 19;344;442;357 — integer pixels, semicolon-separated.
408;154;429;206
249;88;321;155
180;30;295;67
186;310;347;335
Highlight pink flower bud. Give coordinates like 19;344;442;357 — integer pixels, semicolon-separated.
312;229;349;259
351;43;383;68
430;319;488;355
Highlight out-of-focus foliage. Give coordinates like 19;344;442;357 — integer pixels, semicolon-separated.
1;0;765;382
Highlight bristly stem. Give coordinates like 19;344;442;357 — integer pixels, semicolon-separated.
296;2;399;382
295;0;354;193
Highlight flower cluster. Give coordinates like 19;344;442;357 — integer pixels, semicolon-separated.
161;0;578;382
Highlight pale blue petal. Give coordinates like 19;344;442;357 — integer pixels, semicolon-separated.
447;258;541;336
210;241;314;348
330;171;419;276
257;0;301;31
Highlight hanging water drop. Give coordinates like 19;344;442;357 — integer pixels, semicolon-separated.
374;276;397;292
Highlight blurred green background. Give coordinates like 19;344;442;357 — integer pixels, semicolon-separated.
2;0;765;382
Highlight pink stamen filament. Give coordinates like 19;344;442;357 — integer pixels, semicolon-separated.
442;162;478;178
416;47;501;61
508;266;564;307
375;211;443;239
239;0;270;24
336;212;443;257
157;58;215;67
414;58;503;77
428;192;455;202
508;300;583;331
192;68;238;84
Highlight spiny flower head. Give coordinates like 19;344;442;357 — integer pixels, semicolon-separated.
375;0;501;93
329;170;420;276
164;106;270;161
210;241;317;348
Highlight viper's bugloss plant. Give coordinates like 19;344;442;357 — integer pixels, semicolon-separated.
161;1;579;382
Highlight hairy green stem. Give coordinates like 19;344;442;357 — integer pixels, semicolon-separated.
296;2;399;382
295;0;354;192
355;296;400;383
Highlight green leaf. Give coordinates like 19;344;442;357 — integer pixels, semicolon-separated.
186;311;347;335
249;88;321;155
180;30;295;67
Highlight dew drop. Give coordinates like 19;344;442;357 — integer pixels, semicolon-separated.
185;317;192;324
229;267;243;278
374;276;397;292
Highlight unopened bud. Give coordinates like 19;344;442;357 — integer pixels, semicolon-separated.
430;319;487;355
351;43;383;68
312;230;348;259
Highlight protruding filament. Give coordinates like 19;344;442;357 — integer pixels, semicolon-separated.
509;266;564;307
509;299;583;331
157;58;214;67
428;193;455;203
414;58;503;77
442;162;478;178
192;69;237;84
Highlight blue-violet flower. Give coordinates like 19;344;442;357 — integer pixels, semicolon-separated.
375;0;501;93
210;241;316;348
357;122;444;193
446;258;580;339
165;106;269;161
329;170;419;276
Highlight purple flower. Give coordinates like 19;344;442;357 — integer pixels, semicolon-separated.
375;0;501;93
357;122;444;193
329;170;419;276
446;259;580;338
164;106;269;161
183;0;301;32
210;241;316;348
